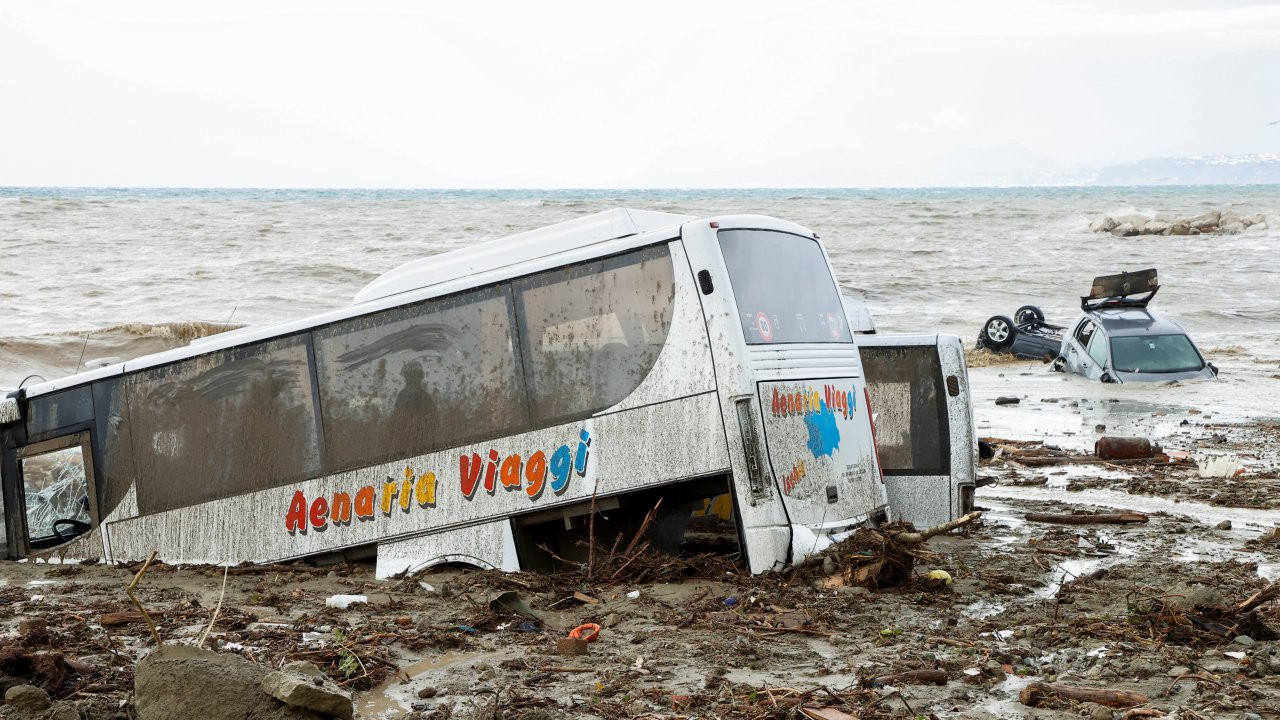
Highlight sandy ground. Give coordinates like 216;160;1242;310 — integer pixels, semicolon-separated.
2;359;1279;720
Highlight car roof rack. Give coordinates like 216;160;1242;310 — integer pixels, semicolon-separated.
1081;268;1159;311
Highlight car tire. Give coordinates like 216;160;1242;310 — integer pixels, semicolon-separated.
1015;305;1045;326
982;316;1016;350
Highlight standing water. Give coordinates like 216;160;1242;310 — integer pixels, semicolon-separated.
2;186;1279;413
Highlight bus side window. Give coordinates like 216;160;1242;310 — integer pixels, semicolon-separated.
514;245;675;426
126;335;321;515
314;285;527;473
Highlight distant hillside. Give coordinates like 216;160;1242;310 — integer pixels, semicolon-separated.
1094;154;1280;185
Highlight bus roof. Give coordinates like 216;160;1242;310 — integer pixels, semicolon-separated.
355;208;693;304
17;208;694;399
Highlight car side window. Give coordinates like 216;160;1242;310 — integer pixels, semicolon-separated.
1074;319;1095;347
1086;328;1109;366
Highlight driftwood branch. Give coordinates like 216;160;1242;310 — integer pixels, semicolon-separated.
1020;682;1148;708
1235;578;1280;615
893;511;982;545
124;550;162;647
870;669;948;686
1024;512;1148;525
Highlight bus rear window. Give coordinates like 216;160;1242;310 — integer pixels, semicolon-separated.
718;229;851;345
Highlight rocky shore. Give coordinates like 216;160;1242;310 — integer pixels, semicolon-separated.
1089;210;1274;237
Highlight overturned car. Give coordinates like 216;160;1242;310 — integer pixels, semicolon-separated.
978;269;1218;383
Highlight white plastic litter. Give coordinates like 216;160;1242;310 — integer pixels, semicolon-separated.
325;594;368;609
626;590;641;599
1225;651;1247;660
1198;455;1245;478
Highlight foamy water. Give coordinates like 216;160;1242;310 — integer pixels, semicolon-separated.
3;186;1279;402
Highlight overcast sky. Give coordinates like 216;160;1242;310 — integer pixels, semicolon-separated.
2;0;1278;187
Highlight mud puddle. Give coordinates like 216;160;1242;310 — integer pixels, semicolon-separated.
360;650;498;718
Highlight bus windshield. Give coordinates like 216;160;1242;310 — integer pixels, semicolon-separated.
1110;334;1204;373
718;229;851;345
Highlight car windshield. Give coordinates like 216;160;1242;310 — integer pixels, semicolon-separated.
718;229;852;344
1109;334;1204;374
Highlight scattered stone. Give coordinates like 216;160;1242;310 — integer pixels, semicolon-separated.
417;687;438;699
1234;636;1256;646
262;662;354;720
4;685;51;712
995;396;1021;406
17;618;47;635
1216;520;1233;530
1167;583;1226;610
1167;665;1190;677
1090;706;1113;720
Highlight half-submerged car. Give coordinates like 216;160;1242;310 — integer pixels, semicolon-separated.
978;269;1216;383
1056;269;1217;383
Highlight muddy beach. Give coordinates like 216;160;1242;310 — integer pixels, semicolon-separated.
2;358;1279;720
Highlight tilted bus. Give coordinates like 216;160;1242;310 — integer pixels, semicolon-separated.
0;209;892;576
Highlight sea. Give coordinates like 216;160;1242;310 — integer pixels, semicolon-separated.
2;186;1279;434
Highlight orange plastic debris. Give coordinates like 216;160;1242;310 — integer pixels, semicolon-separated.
568;623;601;642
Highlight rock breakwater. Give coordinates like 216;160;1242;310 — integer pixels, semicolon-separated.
1089;210;1274;237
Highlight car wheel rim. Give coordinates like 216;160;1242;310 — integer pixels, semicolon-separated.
987;321;1008;342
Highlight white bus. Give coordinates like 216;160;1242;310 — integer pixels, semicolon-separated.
0;209;892;576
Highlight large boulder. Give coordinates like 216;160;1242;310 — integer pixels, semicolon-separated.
135;647;334;720
1243;213;1265;227
1089;216;1118;233
1222;221;1246;235
1142;220;1171;235
1110;222;1140;237
1187;211;1221;231
1112;214;1149;233
1168;223;1191;236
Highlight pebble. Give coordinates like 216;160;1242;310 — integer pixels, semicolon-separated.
1234;635;1255;646
1217;520;1233;530
1168;665;1190;677
1090;707;1113;720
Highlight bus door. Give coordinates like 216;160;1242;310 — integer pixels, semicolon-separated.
856;334;976;528
13;432;99;556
